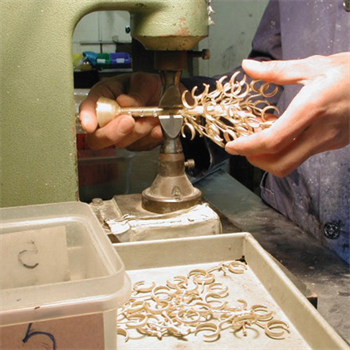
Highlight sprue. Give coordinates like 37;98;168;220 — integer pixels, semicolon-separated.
96;72;279;149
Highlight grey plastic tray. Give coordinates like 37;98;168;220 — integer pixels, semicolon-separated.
114;233;349;350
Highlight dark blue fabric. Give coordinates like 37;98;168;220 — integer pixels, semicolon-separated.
182;0;350;264
258;0;350;264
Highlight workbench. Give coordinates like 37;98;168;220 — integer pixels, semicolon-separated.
196;169;350;345
79;144;349;344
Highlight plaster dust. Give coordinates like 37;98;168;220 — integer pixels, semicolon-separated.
107;204;222;242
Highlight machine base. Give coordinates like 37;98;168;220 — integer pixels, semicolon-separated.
90;194;222;243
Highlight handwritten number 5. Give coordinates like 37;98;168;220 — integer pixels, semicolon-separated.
22;323;57;350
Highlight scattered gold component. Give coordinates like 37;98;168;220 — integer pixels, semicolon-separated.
125;313;148;329
117;260;289;343
195;322;221;342
265;320;290;340
116;327;129;341
133;281;156;293
227;260;248;274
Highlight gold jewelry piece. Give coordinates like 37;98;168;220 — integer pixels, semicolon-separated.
96;73;279;148
181;72;279;147
133;281;156;293
116;327;129;342
117;261;289;343
195;322;221;342
265;320;290;340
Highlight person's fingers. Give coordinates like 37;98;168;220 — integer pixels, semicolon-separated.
126;125;163;151
245;124;319;177
117;117;160;148
79;73;163;150
242;56;324;85
79;78;125;133
150;124;163;140
85;114;136;149
225;84;319;156
79;98;99;133
245;110;348;177
87;115;161;150
233;53;350;176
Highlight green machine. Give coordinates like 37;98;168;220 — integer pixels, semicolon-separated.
0;0;209;207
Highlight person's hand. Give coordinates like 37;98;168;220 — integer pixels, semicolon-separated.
225;52;350;177
79;72;163;151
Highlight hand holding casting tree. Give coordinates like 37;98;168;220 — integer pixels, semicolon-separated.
225;52;350;177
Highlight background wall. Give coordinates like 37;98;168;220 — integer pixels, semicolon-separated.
197;0;269;76
72;0;269;74
73;11;131;54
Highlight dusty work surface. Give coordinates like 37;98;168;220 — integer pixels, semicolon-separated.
196;170;350;344
115;233;348;350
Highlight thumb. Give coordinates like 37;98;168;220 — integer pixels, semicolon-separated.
79;98;99;133
242;58;314;85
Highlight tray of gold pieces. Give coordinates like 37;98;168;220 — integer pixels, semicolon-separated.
114;233;349;350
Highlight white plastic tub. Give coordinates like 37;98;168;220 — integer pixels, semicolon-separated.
0;202;131;350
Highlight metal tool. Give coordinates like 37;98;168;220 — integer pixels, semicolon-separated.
96;50;202;214
96;59;279;214
142;53;202;213
0;0;211;207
